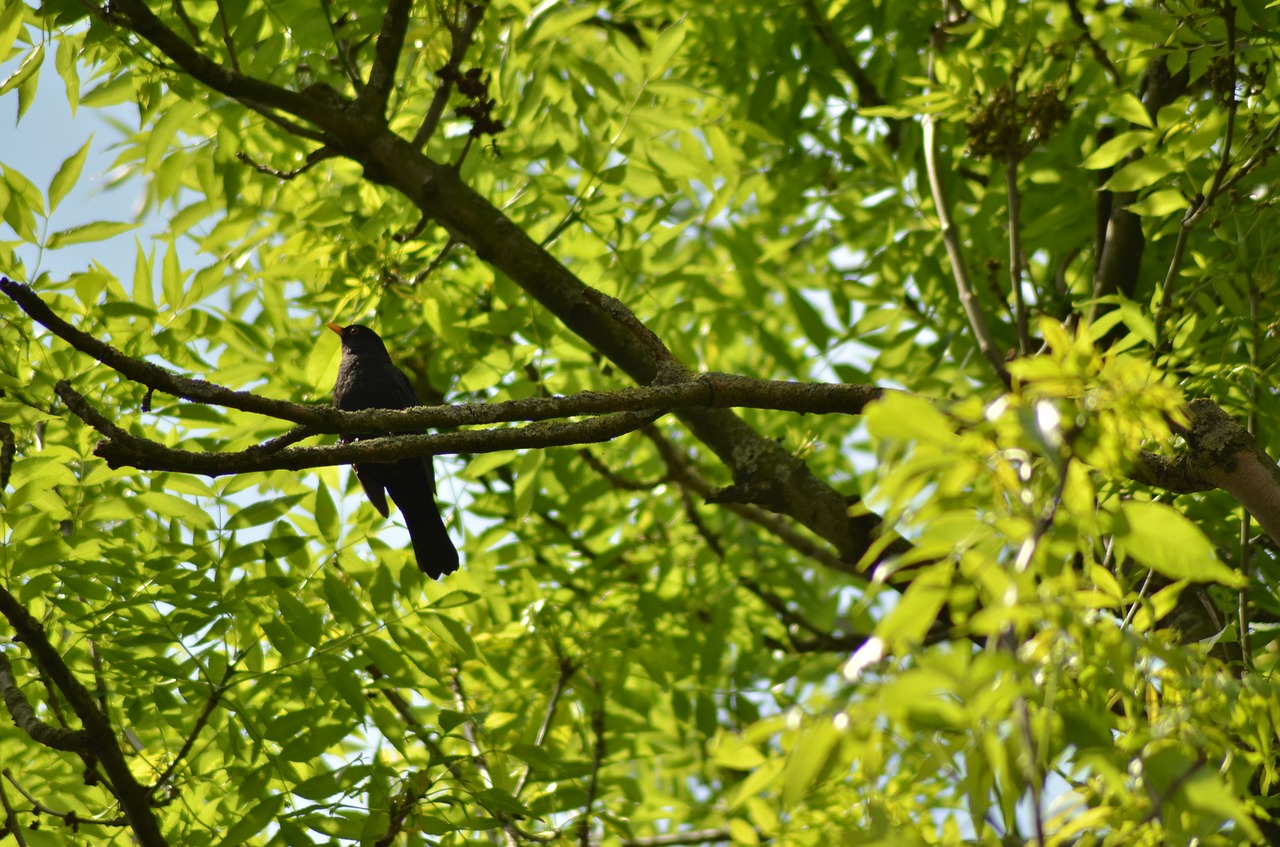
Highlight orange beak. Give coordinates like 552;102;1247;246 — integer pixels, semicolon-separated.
325;322;344;337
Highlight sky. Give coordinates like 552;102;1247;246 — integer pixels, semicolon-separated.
1;51;159;283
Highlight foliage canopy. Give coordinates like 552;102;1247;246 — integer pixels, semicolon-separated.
2;0;1280;845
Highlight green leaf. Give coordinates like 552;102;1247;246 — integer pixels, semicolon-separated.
648;17;687;74
55;34;80;115
48;137;92;213
1128;189;1187;217
787;288;832;350
274;587;323;646
0;43;41;97
132;237;155;309
0;1;26;63
866;393;956;445
438;708;469;733
226;494;305;530
513;449;544;521
46;220;139;248
1117;501;1245;587
137;491;215;530
1107;91;1153;128
874;560;954;645
709;730;766;770
145;99;200;173
1101;155;1177;192
81;73;134;107
431;590;480;609
314;484;339;543
214;793;285;847
16;48;39;121
322;570;366;626
782;719;843;807
1082;130;1151;169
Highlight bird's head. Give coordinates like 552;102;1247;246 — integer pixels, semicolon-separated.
326;323;391;358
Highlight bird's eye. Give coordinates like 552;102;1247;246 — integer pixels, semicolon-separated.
349;327;360;335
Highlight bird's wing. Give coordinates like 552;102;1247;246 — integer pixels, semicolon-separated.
389;366;422;408
353;462;391;517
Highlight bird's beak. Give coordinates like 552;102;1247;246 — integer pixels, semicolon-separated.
325;322;344;337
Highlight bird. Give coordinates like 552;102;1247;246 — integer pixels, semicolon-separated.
327;322;460;579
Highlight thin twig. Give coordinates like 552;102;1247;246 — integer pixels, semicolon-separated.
414;2;488;148
170;0;201;44
1015;694;1046;846
150;652;244;795
449;668;521;847
513;650;576;798
0;776;29;847
214;0;240;72
236;147;336;180
1065;0;1122;86
922;30;1010;386
318;0;363;92
1155;0;1237;337
1;769;128;830
579;448;666;491
412;237;461;284
578;678;606;847
1006;154;1031;355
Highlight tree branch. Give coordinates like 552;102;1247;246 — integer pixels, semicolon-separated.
800;0;899;150
0;652;92;753
1;769;128;831
106;0;340;132
0;584;167;846
1006;154;1031;355
578;678;605;847
1133;399;1280;547
5;274;885;433
1065;0;1122;87
413;2;487;148
58;379;664;475
360;0;413;117
922;112;1010;386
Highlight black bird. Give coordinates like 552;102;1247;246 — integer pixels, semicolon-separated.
327;322;460;579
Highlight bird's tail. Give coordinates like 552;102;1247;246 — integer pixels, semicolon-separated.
404;498;460;579
385;456;460;579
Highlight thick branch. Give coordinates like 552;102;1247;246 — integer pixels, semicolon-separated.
0;653;92;753
1;277;338;426
360;0;413;118
107;0;338;131
4;276;884;434
0;584;167;846
58;380;664;475
91;0;885;568
1133;399;1280;547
